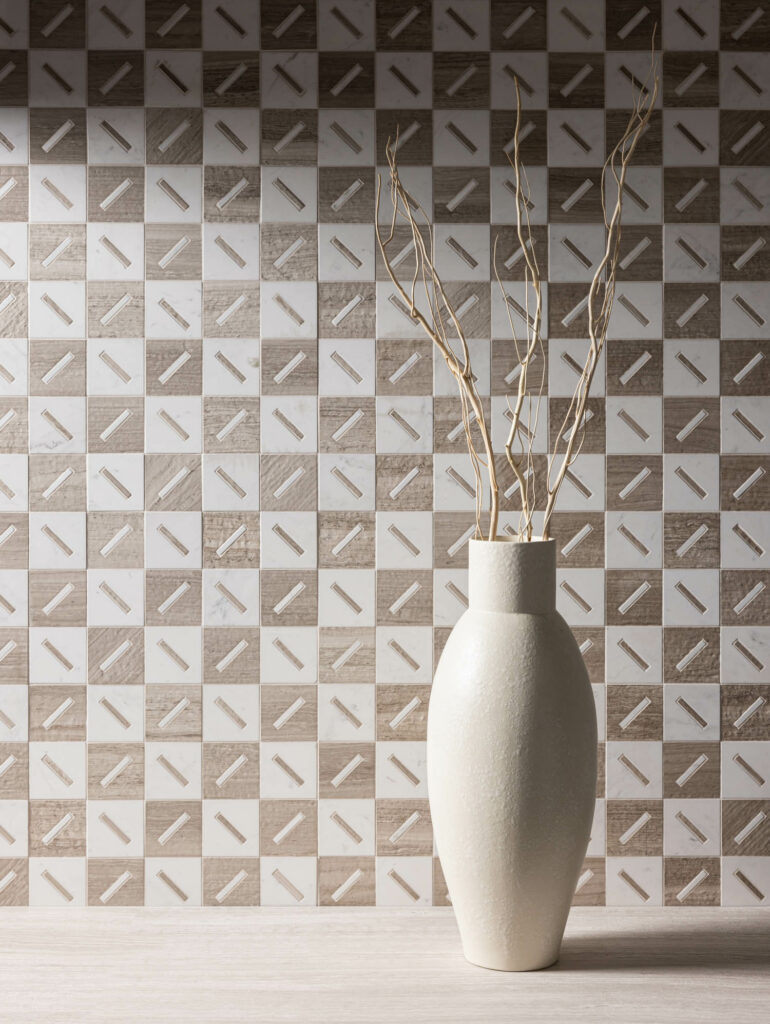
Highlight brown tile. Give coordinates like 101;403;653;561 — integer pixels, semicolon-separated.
28;571;87;627
433;396;492;456
318;512;375;569
319;627;376;684
607;685;663;741
721;227;770;282
319;857;375;906
203;628;260;685
376;799;432;856
0;167;29;221
87;52;145;106
86;513;144;569
663;628;720;683
376;340;433;396
610;345;665;409
549;54;604;108
722;800;770;856
0;743;28;799
319;397;376;454
145;801;202;857
720;457;770;512
721;570;770;627
664;398;720;453
0;399;27;452
29;109;87;163
0;514;29;569
548;171;604;226
664;857;720;906
203;858;260;906
261;686;318;742
262;0;316;48
29;800;86;857
319;53;374;107
434;53;489;107
318;283;375;338
376;1;431;49
261;111;318;165
261;571;318;627
146;109;202;165
376;455;434;511
663;53;719;107
721;686;770;741
663;513;720;569
432;855;450;906
433;169;490;223
432;512;483;570
319;743;375;799
663;743;721;799
88;167;145;222
0;50;27;105
202;53;259;107
28;456;86;512
88;397;144;453
202;512;260;569
146;340;202;397
492;110;547;165
29;224;86;280
606;800;663;857
377;570;434;626
260;454;318;512
260;226;318;282
260;800;317;855
29;340;86;397
572;857;606;906
0;859;29;906
261;340;318;395
88;745;145;801
29;686;86;742
145;224;202;280
663;168;720;224
0;630;28;684
376;686;431;742
146;571;202;629
203;743;260;800
88;860;145;907
721;341;770;396
145;0;201;47
551;513;606;569
606;570;662;626
145;687;202;743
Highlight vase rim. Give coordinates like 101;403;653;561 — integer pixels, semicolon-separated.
470;536;555;545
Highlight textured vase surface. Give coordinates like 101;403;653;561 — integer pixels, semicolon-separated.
427;538;597;971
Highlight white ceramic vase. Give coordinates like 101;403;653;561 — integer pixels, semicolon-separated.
427;537;597;971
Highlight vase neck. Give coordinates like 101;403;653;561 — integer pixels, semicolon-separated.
468;539;556;615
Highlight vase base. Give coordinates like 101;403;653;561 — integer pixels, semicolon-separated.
463;951;559;973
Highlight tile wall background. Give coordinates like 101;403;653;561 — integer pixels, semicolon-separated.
0;0;769;907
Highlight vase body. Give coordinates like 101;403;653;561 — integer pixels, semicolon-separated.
427;538;597;971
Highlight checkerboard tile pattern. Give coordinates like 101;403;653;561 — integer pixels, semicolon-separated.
0;0;769;907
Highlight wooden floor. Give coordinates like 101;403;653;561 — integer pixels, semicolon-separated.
0;908;768;1023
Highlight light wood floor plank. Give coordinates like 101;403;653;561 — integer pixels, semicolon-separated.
0;908;768;1023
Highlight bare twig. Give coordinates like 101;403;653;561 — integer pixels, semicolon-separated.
376;34;659;545
375;141;500;540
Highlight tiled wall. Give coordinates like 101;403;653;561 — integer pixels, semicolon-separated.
0;0;768;908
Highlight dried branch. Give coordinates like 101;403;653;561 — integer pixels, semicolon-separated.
540;44;659;540
497;37;659;542
375;140;500;541
376;33;659;545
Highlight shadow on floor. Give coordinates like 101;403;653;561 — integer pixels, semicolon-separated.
556;920;770;972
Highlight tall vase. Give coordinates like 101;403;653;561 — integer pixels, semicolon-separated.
427;537;597;971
